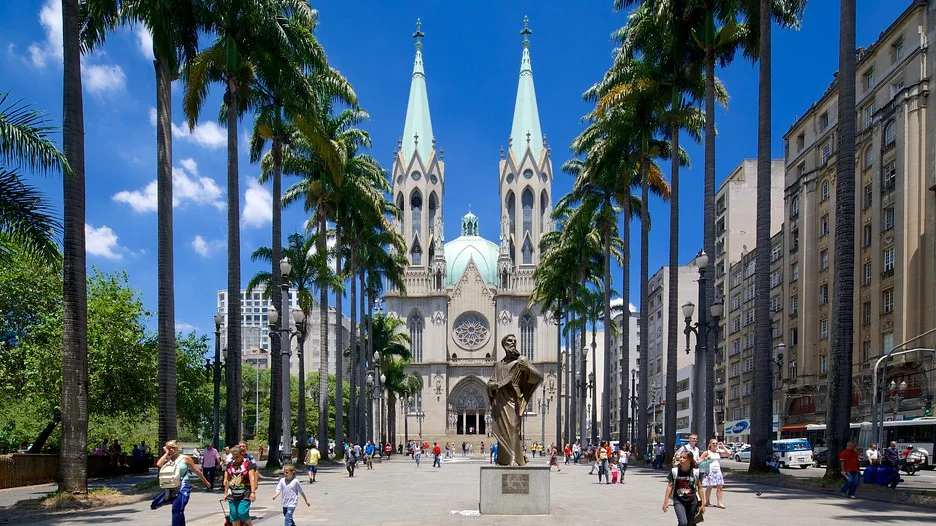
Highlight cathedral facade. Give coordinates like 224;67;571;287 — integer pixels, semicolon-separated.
382;19;560;449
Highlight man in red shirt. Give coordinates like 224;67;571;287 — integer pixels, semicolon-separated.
432;442;443;468
839;441;861;498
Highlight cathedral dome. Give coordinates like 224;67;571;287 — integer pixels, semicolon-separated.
443;212;500;288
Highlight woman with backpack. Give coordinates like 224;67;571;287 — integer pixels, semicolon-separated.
154;440;211;525
662;451;705;526
224;445;258;526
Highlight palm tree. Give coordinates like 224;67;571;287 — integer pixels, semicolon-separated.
824;0;855;479
60;0;89;494
80;0;203;450
0;92;70;267
183;0;315;445
368;312;420;444
251;53;356;469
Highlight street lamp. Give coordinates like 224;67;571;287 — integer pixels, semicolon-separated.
682;257;724;443
890;379;908;420
366;371;376;445
210;312;224;448
291;307;308;463
538;396;552;448
588;371;597;444
268;256;303;463
484;409;492;438
630;369;638;446
405;394;412;446
773;343;786;383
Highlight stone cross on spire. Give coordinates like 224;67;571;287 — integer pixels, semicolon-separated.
521;16;532;48
414;18;425;50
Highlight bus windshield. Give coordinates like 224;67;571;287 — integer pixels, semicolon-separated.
774;440;810;452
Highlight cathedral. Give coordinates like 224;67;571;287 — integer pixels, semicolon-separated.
382;18;560;449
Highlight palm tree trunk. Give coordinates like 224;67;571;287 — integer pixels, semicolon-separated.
565;309;572;445
602;220;612;441
703;8;718;444
297;326;307;465
825;0;857;479
637;146;650;460
59;0;88;494
388;393;397;447
348;244;357;444
619;196;631;445
590;321;597;444
266;136;283;469
317;214;329;454
555;308;563;447
568;293;577;444
665;119;679;458
155;55;177;446
579;273;587;445
750;0;774;472
367;289;375;442
224;79;243;446
334;225;344;459
358;271;367;442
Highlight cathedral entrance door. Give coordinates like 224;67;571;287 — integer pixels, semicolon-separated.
450;378;488;436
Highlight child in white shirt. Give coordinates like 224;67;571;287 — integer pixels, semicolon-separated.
272;464;310;526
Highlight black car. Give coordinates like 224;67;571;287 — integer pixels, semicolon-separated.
813;448;868;468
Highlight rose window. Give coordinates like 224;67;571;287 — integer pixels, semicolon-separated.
453;313;490;350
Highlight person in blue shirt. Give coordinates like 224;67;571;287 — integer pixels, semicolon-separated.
490;442;498;464
364;441;376;470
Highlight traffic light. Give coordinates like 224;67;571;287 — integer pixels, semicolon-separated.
924;396;933;416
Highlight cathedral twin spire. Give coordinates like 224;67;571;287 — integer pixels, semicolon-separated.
401;19;434;163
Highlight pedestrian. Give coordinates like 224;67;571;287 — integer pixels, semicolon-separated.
675;434;701;464
618;445;630;482
462;441;467;457
305;444;321;483
596;441;610;484
882;441;903;488
202;442;221;491
152;440;211;526
491;442;498;464
272;464;309;526
481;441;486;455
840;441;861;498
384;442;392;460
364;440;375;469
610;458;619;483
414;442;422;467
432;442;442;468
573;442;581;464
662;451;705;526
548;445;561;472
653;442;665;469
699;439;730;508
345;442;358;477
564;444;571;465
865;442;880;466
224;445;258;526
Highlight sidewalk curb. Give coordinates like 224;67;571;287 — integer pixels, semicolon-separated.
724;472;936;510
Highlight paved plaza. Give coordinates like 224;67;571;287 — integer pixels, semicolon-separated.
4;455;936;525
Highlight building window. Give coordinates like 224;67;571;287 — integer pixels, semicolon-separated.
519;311;535;360
863;340;872;363
864;104;875;129
863;224;873;247
731;386;740;400
410;191;423;237
819;111;829;130
883;332;894;354
744;285;755;302
790;327;798;346
884;121;896;146
731;294;741;311
864;262;872;286
892;38;904;63
820;250;829;270
791;229;800;252
732;340;741;356
863;301;872;325
820;214;830;236
883;247;895;273
771;243;782;263
744;381;752;396
770;270;782;289
865;148;873;168
744;358;754;373
770;296;781;313
790;294;798;314
411;241;422;265
819;285;829;305
789;360;797;380
883;206;895;231
791;262;799;282
790;195;800;218
731;363;740;377
732;316;741;332
882;162;896;193
745;309;755;326
820;318;828;340
820;142;832;165
863;68;874;91
882;288;894;314
820;354;828;374
796;133;805;152
408;313;424;362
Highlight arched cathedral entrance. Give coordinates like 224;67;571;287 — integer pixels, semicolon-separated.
449;377;489;436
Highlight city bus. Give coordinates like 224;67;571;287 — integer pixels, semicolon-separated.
805;419;936;469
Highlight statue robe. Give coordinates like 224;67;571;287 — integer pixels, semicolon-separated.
487;355;543;466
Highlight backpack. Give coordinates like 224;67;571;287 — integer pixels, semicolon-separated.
158;458;183;489
227;460;252;500
671;467;701;501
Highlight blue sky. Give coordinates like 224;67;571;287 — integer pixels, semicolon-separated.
0;0;907;338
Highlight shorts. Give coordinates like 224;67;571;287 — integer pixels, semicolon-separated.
228;498;251;522
307;465;318;474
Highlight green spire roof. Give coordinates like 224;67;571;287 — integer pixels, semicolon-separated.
402;18;434;163
510;16;543;163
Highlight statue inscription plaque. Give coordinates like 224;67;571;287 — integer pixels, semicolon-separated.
501;473;530;494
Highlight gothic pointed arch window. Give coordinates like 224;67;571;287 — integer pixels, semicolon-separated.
522;187;534;236
506;191;516;264
410;238;422;265
408;312;424;362
519;311;535;360
396;193;404;214
521;234;533;265
410;190;423;238
540;190;549;234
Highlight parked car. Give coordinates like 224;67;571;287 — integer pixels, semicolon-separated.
734;445;752;462
181;446;202;464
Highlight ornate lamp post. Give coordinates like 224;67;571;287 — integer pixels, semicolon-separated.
405;394;412;446
630;368;638;446
681;270;724;441
366;371;376;445
209;312;224;448
772;343;786;440
268;257;305;462
538;396;551;448
890;379;908;420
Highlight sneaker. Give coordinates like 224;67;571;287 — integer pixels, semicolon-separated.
849;496;856;499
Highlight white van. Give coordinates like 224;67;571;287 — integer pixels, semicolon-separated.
772;438;813;469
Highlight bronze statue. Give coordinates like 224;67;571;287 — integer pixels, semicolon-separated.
487;334;543;466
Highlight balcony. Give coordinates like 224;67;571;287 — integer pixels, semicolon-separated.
881;269;895;279
448;355;494;365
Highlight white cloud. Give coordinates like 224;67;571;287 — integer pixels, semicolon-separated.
25;0;125;95
135;25;154;61
241;178;272;228
191;235;224;257
176;321;198;332
148;107;226;150
610;297;639;314
85;223;123;260
27;0;62;68
83;63;127;95
112;159;224;212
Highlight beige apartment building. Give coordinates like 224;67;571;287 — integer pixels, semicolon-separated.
780;0;936;427
715;231;785;443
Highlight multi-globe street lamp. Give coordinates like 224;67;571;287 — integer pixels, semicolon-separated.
267;257;306;462
681;253;724;443
207;312;224;448
890;379;908;420
630;368;638;446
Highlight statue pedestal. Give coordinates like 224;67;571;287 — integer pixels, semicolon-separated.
478;465;550;515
